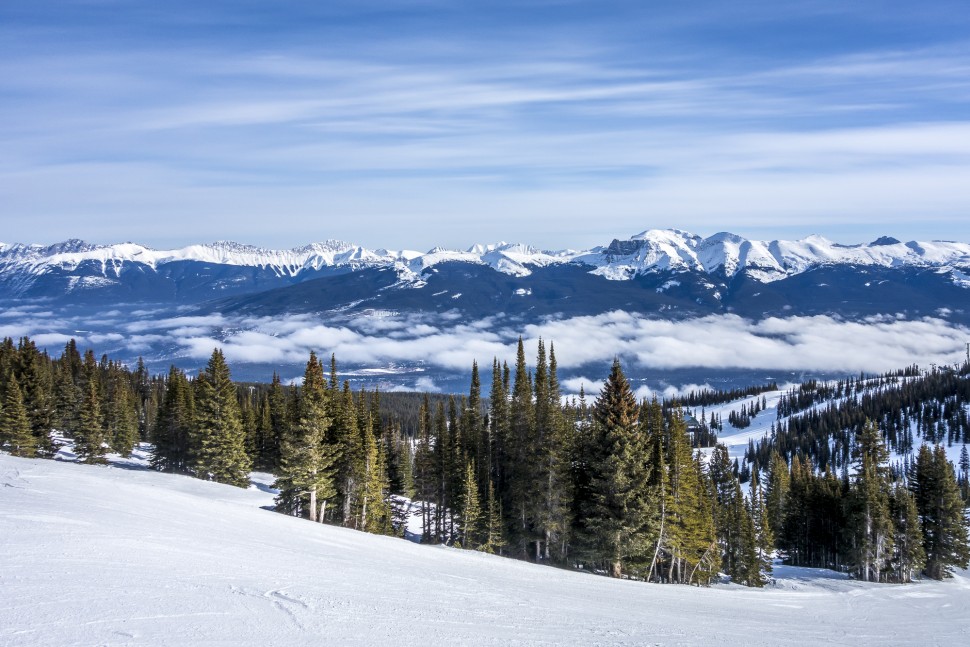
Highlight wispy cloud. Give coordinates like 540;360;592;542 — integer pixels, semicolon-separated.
2;2;970;248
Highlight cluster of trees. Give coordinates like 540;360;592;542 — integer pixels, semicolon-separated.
748;363;970;474
3;334;968;587
677;383;777;408
400;343;771;586
0;337;146;462
726;396;768;430
763;422;969;582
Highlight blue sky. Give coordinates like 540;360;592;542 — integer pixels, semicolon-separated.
3;1;970;250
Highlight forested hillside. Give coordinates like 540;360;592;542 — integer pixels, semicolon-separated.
1;335;967;587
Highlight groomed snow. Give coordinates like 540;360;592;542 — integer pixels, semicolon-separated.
2;452;968;646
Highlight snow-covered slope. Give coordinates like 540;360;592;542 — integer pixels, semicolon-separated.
2;452;969;646
590;230;970;282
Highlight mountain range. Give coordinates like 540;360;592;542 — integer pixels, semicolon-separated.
2;229;969;323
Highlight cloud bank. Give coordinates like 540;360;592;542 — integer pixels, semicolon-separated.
13;308;964;381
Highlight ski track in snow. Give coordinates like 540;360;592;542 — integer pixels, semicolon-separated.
2;452;969;646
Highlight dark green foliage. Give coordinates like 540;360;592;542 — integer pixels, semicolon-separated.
105;364;139;457
888;483;925;583
75;370;107;464
193;349;251;487
842;421;894;582
151;366;196;472
275;352;337;519
911;444;970;579
576;359;654;578
0;375;37;457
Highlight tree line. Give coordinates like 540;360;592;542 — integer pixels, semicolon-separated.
1;335;967;585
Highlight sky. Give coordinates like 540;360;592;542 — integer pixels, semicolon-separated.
3;1;970;251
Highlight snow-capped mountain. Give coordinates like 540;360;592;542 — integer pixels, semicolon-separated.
1;230;968;323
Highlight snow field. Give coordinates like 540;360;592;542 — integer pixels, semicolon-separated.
2;452;969;646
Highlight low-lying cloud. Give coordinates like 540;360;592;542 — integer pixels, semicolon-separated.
8;309;969;388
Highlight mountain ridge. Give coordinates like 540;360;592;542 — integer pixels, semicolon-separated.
3;229;969;289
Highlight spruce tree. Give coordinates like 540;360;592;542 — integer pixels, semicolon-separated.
16;338;55;456
194;349;251;487
888;482;925;582
582;358;653;578
275;352;337;519
505;337;536;557
460;460;483;549
664;412;717;584
483;479;506;554
765;451;790;541
911;444;970;579
75;374;107;464
0;374;37;457
150;366;195;473
105;366;139;457
843;421;894;582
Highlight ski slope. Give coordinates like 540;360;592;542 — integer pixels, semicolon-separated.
2;451;969;646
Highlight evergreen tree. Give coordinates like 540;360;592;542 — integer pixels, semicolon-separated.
842;421;894;582
150;366;195;473
16;338;55;456
413;395;436;542
663;412;717;584
0;374;37;457
194;349;251;487
275;352;337;520
75;374;107;464
504;337;535;557
334;383;363;526
460;460;483;549
580;358;654;578
911;444;970;579
482;479;506;554
750;473;774;583
105;366;139;457
359;407;392;534
888;483;925;583
765;451;790;540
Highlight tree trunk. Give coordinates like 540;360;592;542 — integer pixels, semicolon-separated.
309;489;318;523
611;560;622;578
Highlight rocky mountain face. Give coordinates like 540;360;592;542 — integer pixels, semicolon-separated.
2;230;968;323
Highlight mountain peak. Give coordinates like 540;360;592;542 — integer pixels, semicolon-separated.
870;236;902;247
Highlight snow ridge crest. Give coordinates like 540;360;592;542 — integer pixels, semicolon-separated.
1;230;968;284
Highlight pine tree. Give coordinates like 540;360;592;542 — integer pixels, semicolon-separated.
359;407;391;534
460;460;483;549
333;383;363;526
16;338;55;456
275;352;337;520
843;421;894;582
413;395;436;543
750;472;774;582
150;366;195;473
75;373;107;464
664;411;717;584
105;366;139;457
265;372;288;471
911;444;970;579
194;349;251;487
482;479;506;554
888;482;925;582
765;451;790;541
505;337;535;557
581;358;654;578
0;374;37;457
